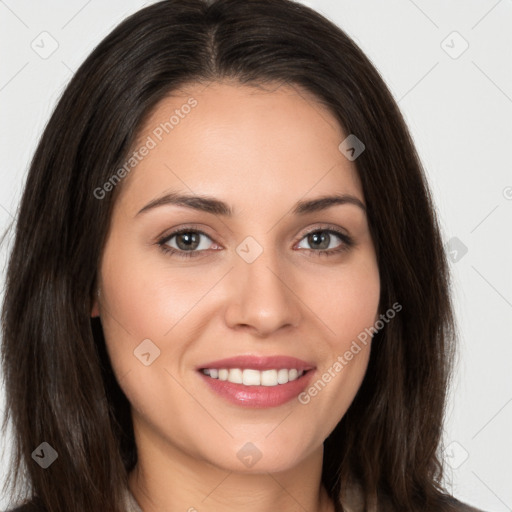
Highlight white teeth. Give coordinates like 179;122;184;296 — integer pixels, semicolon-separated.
243;369;260;386
277;368;289;384
202;368;305;386
261;370;276;386
229;368;243;384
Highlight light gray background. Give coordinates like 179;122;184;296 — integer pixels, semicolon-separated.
0;0;511;510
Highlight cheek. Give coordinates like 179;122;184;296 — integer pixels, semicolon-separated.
99;238;203;342
96;234;234;398
97;241;209;427
295;254;379;428
302;255;380;346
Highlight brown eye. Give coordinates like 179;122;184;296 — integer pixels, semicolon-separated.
173;232;202;251
305;231;332;250
296;229;353;256
159;229;216;258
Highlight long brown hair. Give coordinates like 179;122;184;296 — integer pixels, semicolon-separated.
1;1;458;510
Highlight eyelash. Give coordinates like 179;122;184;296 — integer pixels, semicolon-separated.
157;225;354;259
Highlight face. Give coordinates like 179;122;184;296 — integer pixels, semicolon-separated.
93;81;380;474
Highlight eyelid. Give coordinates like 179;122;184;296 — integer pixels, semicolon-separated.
296;223;351;240
156;223;217;244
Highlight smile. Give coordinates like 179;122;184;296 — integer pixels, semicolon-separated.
198;368;314;408
201;367;305;386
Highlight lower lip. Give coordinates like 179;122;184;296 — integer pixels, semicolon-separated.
198;370;315;408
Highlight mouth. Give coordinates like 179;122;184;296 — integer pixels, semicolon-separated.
196;355;316;408
199;367;310;386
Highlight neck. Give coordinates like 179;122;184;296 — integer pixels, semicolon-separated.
127;421;335;512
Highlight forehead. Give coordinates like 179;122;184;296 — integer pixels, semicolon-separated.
116;80;363;214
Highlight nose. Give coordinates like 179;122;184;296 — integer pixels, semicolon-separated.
224;245;302;337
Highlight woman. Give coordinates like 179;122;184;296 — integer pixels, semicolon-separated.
0;1;484;511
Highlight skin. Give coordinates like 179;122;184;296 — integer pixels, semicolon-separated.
92;81;380;512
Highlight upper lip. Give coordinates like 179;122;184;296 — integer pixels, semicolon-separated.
197;355;316;372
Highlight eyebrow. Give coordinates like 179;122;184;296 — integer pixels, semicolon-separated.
136;191;366;217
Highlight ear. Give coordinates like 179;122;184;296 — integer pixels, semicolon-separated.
91;289;100;318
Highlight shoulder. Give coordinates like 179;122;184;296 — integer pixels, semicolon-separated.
3;502;46;512
445;495;486;512
452;502;486;511
343;485;487;512
4;487;139;512
342;481;488;512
